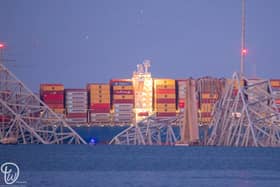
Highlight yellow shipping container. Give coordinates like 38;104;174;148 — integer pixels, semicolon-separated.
90;92;111;97
40;85;64;92
88;84;110;90
155;108;177;113
155;103;176;108
270;80;280;87
90;95;110;99
113;95;134;100
154;85;176;89
201;93;219;99
91;98;111;103
155;94;176;99
154;79;175;85
113;85;133;90
200;103;213;112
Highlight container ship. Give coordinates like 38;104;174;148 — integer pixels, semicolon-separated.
38;62;280;126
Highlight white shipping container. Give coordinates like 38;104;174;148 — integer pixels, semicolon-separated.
66;104;87;108
90;113;111;117
113;104;134;108
90;116;110;119
65;98;87;102
114;108;133;112
66;105;87;109
65;92;87;96
114;113;133;117
67;109;88;113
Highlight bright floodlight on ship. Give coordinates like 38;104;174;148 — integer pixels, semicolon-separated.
0;43;4;48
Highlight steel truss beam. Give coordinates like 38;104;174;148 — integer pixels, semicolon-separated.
109;114;182;145
207;72;280;147
0;64;86;144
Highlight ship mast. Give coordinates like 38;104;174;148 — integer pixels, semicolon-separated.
240;0;247;75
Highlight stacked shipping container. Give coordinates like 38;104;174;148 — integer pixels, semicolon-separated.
154;79;177;117
177;80;187;113
65;89;88;123
196;78;225;124
40;84;64;115
88;84;111;123
37;76;280;126
270;79;280;112
111;79;134;123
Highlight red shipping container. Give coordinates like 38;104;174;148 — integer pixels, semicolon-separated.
113;90;134;95
43;94;64;100
66;113;87;118
138;112;149;116
155;98;176;103
113;99;134;104
275;100;280;105
156;89;176;94
90;103;111;109
156;112;177;117
40;91;64;95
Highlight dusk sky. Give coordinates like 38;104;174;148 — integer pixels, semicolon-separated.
0;0;279;91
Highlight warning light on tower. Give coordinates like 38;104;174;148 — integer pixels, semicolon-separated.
241;48;248;56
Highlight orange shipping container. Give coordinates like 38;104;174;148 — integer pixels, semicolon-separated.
154;85;176;89
88;84;110;90
155;108;176;113
154;79;175;85
89;89;110;95
155;103;176;109
113;95;134;100
40;84;64;92
90;95;110;101
155;94;176;99
270;80;280;87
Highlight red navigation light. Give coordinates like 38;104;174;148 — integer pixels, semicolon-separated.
0;43;4;48
241;48;248;56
